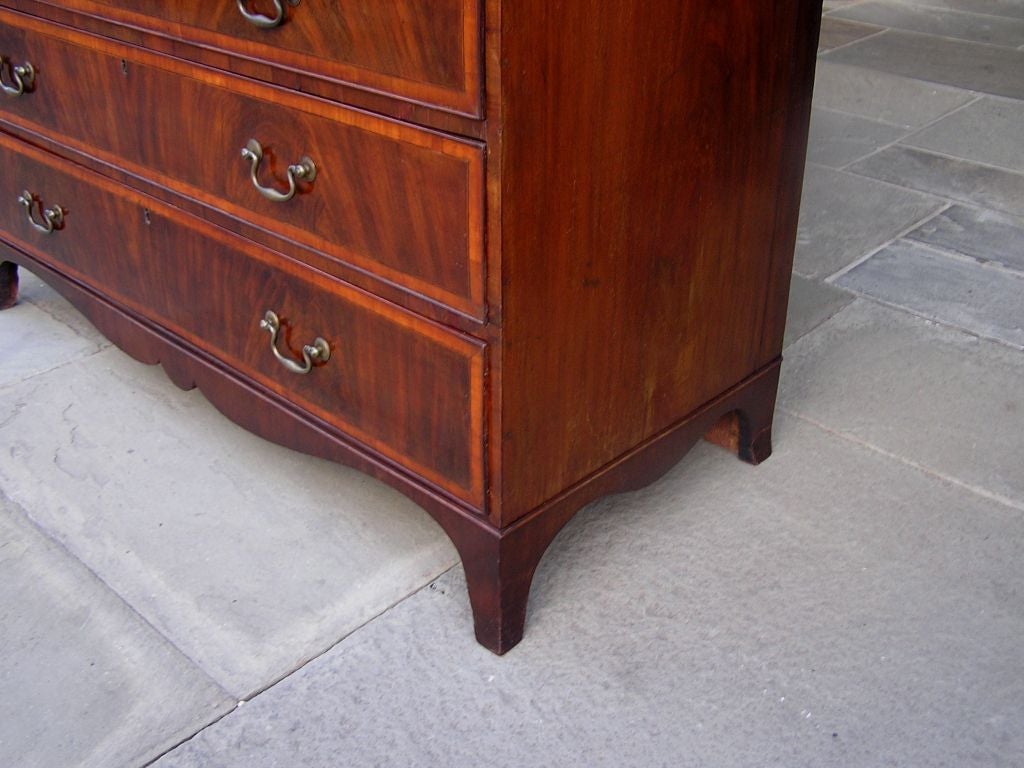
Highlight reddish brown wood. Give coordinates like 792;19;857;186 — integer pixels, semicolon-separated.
0;121;488;334
0;9;487;320
14;0;483;115
493;0;822;525
0;260;18;309
1;0;487;136
0;0;822;654
0;132;487;508
1;237;781;654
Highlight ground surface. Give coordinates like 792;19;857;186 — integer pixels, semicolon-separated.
2;1;1022;766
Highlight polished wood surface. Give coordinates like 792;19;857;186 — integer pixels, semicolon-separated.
0;132;486;507
0;259;17;309
494;0;822;524
22;0;482;114
0;0;822;654
0;9;486;319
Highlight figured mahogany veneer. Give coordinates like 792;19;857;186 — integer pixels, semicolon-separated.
0;0;823;653
21;0;482;115
0;10;486;320
0;132;486;506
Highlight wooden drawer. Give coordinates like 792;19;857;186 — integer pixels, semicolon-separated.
0;131;486;508
21;0;482;115
0;10;486;319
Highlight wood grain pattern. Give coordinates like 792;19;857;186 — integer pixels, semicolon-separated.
0;244;780;655
0;131;487;508
0;259;17;309
0;0;823;654
494;0;822;525
0;9;487;320
20;0;482;115
0;0;486;136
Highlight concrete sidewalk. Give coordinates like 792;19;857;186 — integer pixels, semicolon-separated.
2;1;1023;766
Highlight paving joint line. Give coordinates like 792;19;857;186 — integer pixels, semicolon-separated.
779;408;1024;514
897;235;1024;278
819;24;889;55
0;485;235;712
822;200;954;283
829;14;1024;50
143;561;462;766
830;289;1024;352
835;92;985;173
901;0;1024;25
891;141;1024;178
0;345;111;398
823;0;872;17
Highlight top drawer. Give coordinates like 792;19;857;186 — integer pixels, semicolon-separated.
25;0;482;115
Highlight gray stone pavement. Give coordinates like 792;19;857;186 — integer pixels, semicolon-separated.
2;1;1023;766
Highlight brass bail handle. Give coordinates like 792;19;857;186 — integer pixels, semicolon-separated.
1;58;35;97
240;139;317;203
259;310;330;375
17;191;64;234
236;0;300;29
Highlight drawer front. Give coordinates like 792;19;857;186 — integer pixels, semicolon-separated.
0;11;486;319
27;0;482;114
0;131;486;508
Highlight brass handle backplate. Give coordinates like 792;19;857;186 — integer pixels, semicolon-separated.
240;139;316;203
1;58;34;97
259;310;330;375
236;0;300;29
17;191;63;234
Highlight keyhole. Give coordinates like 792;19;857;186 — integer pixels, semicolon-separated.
143;209;151;225
121;59;129;77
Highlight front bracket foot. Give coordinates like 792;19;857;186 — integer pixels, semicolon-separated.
0;261;18;310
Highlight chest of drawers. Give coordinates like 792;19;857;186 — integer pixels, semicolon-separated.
0;0;822;653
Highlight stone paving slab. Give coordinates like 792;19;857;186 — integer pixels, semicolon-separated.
0;293;101;389
823;0;863;11
818;17;884;52
795;164;945;279
836;239;1024;348
15;267;110;348
0;346;458;699
903;96;1024;174
824;29;1024;99
154;415;1024;768
784;274;855;348
903;0;1024;19
849;145;1024;218
806;108;907;169
780;299;1024;508
0;495;234;768
812;62;975;130
906;204;1024;271
832;1;1024;47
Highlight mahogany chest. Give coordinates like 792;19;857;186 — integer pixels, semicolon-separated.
0;1;822;653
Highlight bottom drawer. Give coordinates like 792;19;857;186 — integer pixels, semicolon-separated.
0;133;486;508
